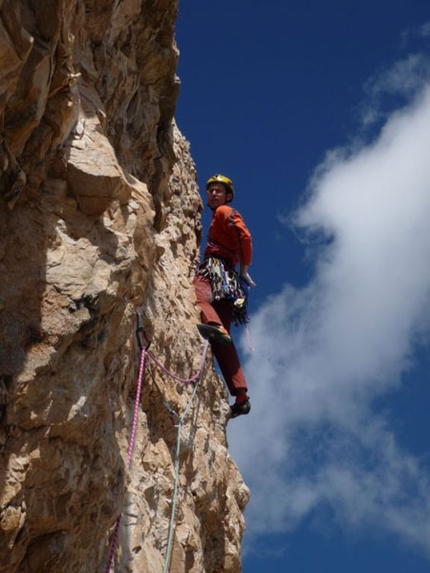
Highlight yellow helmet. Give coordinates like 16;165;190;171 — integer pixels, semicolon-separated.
206;174;235;199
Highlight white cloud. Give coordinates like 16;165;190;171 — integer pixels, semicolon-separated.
402;20;430;43
370;54;430;95
360;54;430;127
228;82;430;556
420;21;430;37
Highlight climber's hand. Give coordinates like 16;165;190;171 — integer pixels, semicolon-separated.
240;272;256;287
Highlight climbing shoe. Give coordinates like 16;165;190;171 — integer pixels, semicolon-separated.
230;398;251;419
197;323;232;345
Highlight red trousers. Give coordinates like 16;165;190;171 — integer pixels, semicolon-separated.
194;274;248;396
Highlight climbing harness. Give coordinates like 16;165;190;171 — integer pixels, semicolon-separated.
104;314;209;573
197;256;250;326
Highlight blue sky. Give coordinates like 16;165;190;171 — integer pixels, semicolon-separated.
175;2;430;572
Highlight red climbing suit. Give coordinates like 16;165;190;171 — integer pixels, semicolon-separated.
204;204;252;267
194;204;253;396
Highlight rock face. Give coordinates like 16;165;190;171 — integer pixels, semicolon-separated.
0;2;249;572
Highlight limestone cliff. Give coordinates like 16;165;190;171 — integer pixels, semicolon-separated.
0;2;249;572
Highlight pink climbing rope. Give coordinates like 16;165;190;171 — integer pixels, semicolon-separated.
104;515;122;573
104;339;208;573
146;345;207;384
104;347;146;573
127;346;147;464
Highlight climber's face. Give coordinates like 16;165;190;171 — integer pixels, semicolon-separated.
207;183;232;209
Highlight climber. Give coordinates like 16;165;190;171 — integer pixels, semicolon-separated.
194;174;256;419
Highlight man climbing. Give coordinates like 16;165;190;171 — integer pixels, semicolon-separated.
194;174;256;418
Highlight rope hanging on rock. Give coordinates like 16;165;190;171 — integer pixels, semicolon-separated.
104;314;209;573
103;332;148;573
163;341;209;573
